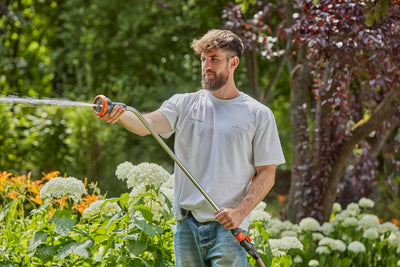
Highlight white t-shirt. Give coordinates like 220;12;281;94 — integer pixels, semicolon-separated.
158;89;285;230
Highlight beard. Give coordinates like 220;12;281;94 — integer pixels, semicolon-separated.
202;66;229;92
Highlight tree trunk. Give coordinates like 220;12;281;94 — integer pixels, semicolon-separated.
244;50;259;99
321;87;400;221
284;61;311;222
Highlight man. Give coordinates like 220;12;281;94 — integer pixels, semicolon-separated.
100;29;285;266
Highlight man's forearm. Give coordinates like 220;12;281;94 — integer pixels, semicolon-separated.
118;111;151;136
235;165;276;219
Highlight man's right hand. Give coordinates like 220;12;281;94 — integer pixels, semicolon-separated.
99;105;125;124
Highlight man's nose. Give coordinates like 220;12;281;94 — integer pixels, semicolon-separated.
202;59;211;70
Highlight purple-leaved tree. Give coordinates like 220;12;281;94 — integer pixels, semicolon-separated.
223;0;400;222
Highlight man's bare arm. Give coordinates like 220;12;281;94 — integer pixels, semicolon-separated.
215;164;276;229
99;105;172;136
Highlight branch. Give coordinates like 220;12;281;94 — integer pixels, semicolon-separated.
260;55;286;103
334;86;400;179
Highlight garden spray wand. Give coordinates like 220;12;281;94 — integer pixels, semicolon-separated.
93;95;265;267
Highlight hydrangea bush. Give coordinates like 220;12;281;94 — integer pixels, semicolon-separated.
261;198;400;266
1;164;399;266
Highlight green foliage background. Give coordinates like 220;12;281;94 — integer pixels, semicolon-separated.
1;0;290;196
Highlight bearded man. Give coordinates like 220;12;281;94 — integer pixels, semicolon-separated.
100;29;285;266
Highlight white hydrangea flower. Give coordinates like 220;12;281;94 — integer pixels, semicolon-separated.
358;197;374;209
348;241;366;254
318;237;346;252
340;209;358;218
379;222;398;234
270;248;286;257
293;255;303;263
40;177;86;202
341;234;352;242
397;259;400;266
299;217;321;232
268;236;304;251
330;215;341;225
359;214;380;229
281;230;298;237
332;202;342;213
126;162;170;189
363;228;379;240
312;233;325;241
316;246;331;255
388;232;400;247
343;217;359;227
267;218;295;237
321;222;335;235
82;199;121;218
308;259;319;267
346;202;360;213
251;202;271;222
115;161;135;181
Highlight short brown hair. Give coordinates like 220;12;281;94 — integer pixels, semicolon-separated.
191;29;244;59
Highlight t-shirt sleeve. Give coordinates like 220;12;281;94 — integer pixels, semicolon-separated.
157;94;182;138
253;110;286;166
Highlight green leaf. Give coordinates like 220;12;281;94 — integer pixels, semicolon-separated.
35;245;57;262
56;239;93;260
136;220;156;238
119;193;131;210
121;233;140;240
127;240;148;256
52;209;74;219
154;225;164;234
28;231;48;251
50;216;76;236
135;204;153;223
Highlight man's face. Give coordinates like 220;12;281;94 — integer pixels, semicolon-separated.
201;49;230;91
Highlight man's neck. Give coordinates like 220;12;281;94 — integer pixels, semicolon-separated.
208;82;240;100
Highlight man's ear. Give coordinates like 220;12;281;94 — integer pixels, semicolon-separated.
229;56;240;69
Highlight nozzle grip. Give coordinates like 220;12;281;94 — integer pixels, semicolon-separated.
93;95;126;117
231;228;261;260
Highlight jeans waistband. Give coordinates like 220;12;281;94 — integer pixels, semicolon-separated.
180;208;212;226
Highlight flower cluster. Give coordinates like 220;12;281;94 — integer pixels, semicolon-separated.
116;162;170;193
82;199;121;218
40;176;86;202
250;201;271;223
268;236;304;257
115;161;134;181
115;161;173;221
299;217;321;232
264;198;400;266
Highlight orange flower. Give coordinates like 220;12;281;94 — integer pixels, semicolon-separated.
54;196;70;207
73;203;87;214
28;181;41;195
277;194;286;203
29;195;43;205
9;175;27;186
82;194;102;204
42;171;61;181
6;191;19;199
0;171;12;182
391;218;400;227
48;206;55;218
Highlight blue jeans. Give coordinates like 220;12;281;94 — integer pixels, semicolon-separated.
174;215;247;267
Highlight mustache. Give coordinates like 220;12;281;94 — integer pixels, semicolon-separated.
203;71;215;75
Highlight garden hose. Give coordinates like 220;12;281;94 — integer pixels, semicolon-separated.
93;95;265;266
